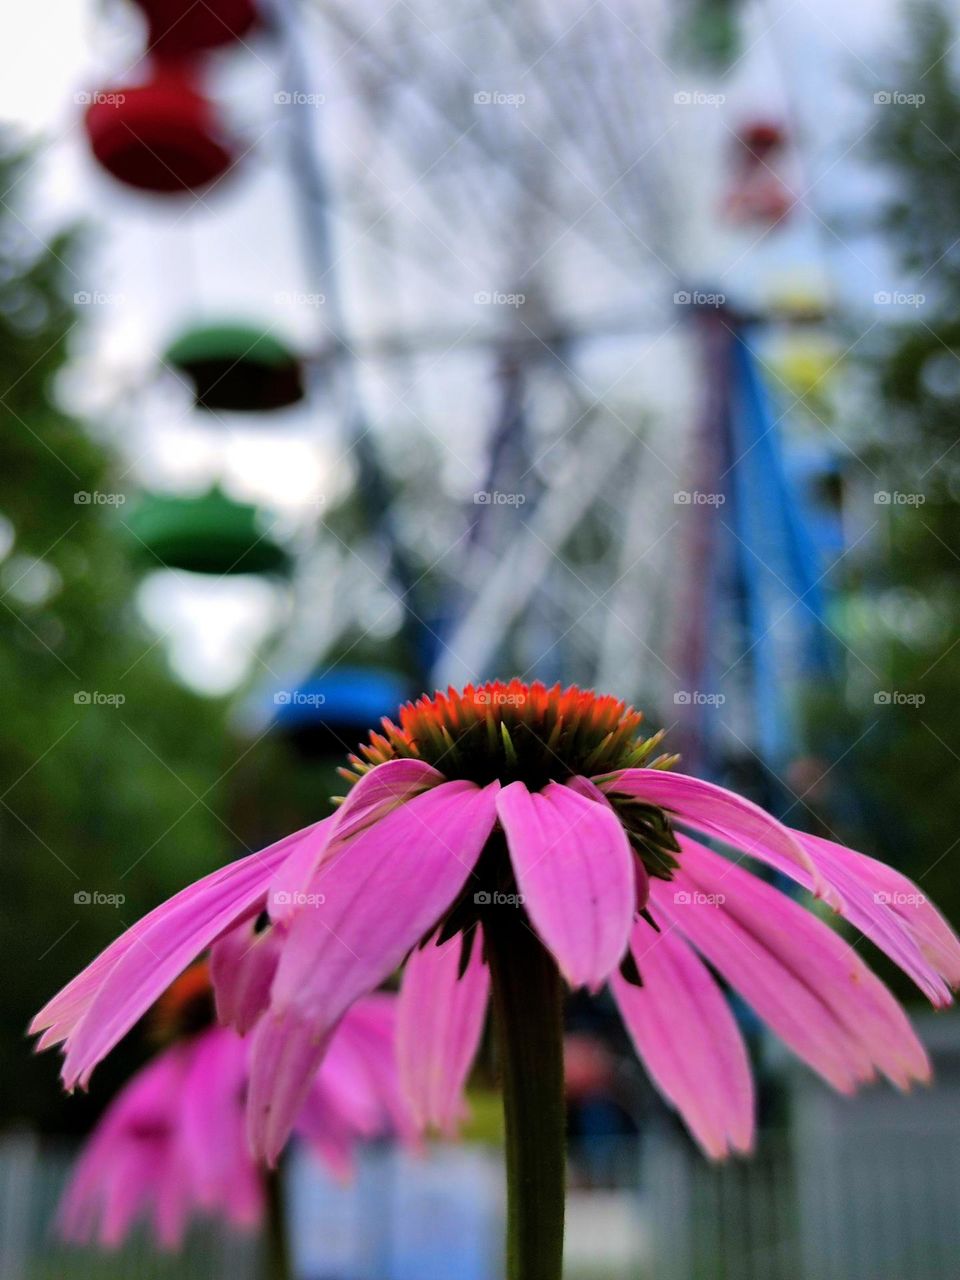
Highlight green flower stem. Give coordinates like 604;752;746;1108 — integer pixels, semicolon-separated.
486;909;566;1280
264;1166;292;1280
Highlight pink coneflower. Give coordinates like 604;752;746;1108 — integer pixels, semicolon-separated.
34;682;960;1280
57;966;410;1251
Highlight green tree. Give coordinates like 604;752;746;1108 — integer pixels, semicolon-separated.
841;0;960;929
0;135;231;1132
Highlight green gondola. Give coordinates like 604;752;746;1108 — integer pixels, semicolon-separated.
164;323;305;413
126;487;291;576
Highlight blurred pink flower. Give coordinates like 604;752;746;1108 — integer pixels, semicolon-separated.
57;993;409;1250
34;682;960;1163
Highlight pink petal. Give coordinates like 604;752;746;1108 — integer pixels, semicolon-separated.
268;762;444;923
57;1049;185;1247
332;759;447;843
397;929;489;1134
179;1028;251;1209
654;837;930;1092
253;780;498;1156
602;769;835;906
566;774;650;909
496;780;635;990
267;815;338;924
795;830;960;1002
31;821;323;1050
210;919;284;1035
304;995;415;1146
57;830;310;1090
611;917;754;1158
247;1006;335;1165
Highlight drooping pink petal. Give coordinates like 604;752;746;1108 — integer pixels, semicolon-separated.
266;815;338;924
251;779;498;1158
496;780;634;990
602;769;835;905
56;830;312;1090
611;916;754;1158
247;1006;336;1165
57;1048;185;1248
268;762;445;923
210;919;284;1035
795;830;960;1003
31;821;325;1053
654;837;930;1092
295;1085;358;1181
302;995;416;1151
179;1029;252;1214
397;929;489;1134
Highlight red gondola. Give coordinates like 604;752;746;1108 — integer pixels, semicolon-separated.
132;0;260;56
84;71;238;195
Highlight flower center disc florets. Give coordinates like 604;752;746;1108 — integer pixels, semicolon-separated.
341;680;674;791
150;960;214;1044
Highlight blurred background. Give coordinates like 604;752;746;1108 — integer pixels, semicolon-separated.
2;0;960;1276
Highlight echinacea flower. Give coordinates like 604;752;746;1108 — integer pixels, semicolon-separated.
33;682;960;1280
57;966;410;1251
